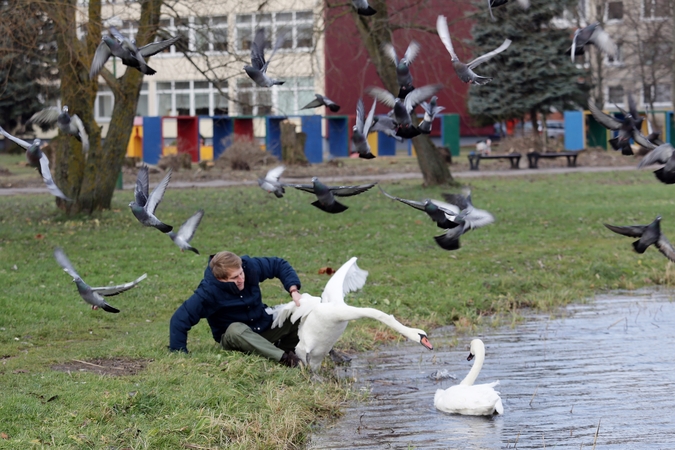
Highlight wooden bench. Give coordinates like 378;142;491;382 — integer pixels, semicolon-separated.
527;151;579;169
467;153;521;171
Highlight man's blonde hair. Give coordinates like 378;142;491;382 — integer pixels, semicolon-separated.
210;251;242;280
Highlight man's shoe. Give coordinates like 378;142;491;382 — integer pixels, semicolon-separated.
280;350;302;368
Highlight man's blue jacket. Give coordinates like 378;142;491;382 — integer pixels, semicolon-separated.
169;255;301;352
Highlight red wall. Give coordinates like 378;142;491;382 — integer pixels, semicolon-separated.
324;0;493;136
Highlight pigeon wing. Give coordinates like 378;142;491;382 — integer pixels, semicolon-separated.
436;15;459;61
54;247;81;280
285;183;315;194
465;208;495;229
363;98;377;136
139;35;181;57
588;99;622;130
146;168;172;215
365;86;397;109
264;31;286;70
403;84;443;113
442;192;470;210
301;95;325;109
39;154;71;201
379;185;427;211
176;209;204;243
632;129;656;150
403;40;421;65
90;40;113;79
604;223;647;238
355;98;365;134
250;29;266;70
638;144;674;167
70;114;89;153
330;182;377;197
91;273;148;296
0;126;32;149
382;42;398;64
28;107;60;127
589;26;618;59
265;165;286;182
108;26;127;43
466;38;512;69
656;234;675;263
134;166;150;206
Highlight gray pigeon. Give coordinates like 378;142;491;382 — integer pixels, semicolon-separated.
587;98;652;155
418;96;445;134
437;15;511;85
366;84;443;139
0;126;71;201
604;216;675;262
301;94;340;112
54;247;147;313
487;0;530;21
244;28;285;87
167;209;204;254
382;40;421;90
28;106;89;153
370;115;403;141
129;166;173;233
379;186;466;250
352;0;377;15
637;143;675;184
90;29;180;79
570;23;618;62
286;177;377;213
352;98;377;159
438;189;495;250
258;165;286;198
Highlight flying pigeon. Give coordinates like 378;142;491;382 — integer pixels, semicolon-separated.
244;28;285;87
167;209;204;254
90;28;180;79
637;143;675;184
28;106;89;153
627;92;644;132
366;84;443;139
0;126;71;201
604;216;675;262
570;23;618;62
258;165;286;198
352;98;377;159
286;177;377;213
352;0;376;16
418;96;445;134
643;105;665;146
129;166;173;233
370;115;403;141
382;40;421;98
487;0;530;21
54;247;147;313
437;15;511;85
438;189;495;250
301;94;340;112
587;98;652;155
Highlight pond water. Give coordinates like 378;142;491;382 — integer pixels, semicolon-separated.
307;289;675;449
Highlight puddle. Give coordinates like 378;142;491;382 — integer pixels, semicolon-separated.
308;289;675;449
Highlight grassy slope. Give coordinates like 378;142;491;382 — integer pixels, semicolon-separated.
0;169;672;448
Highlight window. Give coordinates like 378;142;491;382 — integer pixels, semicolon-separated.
606;44;622;65
608;86;624;105
642;0;668;19
96;85;114;121
606;1;624;20
195;15;228;53
158;17;190;54
137;83;149;116
235;77;314;116
277;77;315;115
155;81;229;116
235;11;313;53
644;84;671;104
236;79;271;115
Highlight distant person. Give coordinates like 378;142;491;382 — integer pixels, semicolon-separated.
476;139;492;156
169;251;304;367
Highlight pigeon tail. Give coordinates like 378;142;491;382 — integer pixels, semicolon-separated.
328;104;341;112
357;6;377;15
311;200;349;214
273;80;285;85
472;76;493;85
434;234;461;251
273;190;284;198
632;240;649;254
187;246;200;255
101;303;121;313
359;152;376;160
155;222;173;233
654;168;675;184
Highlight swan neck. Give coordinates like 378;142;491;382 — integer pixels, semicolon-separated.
460;348;484;386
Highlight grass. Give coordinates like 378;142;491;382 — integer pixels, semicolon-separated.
1;168;674;448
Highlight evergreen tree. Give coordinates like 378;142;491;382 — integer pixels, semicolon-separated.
0;1;59;134
467;0;589;129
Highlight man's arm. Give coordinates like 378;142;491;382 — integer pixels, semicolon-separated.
249;256;301;292
169;294;206;352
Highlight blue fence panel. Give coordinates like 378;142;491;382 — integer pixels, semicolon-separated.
301;115;323;163
564;110;584;151
142;116;162;164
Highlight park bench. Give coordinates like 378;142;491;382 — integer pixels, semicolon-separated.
467;152;521;171
527;151;579;169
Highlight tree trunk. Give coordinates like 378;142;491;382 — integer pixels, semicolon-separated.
351;0;453;186
281;122;309;164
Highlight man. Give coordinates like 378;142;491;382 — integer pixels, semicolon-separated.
169;251;304;367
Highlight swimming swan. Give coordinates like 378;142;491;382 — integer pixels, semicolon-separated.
434;338;503;416
267;257;433;371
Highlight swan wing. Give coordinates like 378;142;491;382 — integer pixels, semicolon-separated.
268;293;322;328
321;257;369;304
434;382;503;416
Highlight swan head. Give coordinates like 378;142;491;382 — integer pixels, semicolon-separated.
419;332;433;350
468;338;485;361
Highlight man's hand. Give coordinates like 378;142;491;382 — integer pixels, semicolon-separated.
291;290;302;307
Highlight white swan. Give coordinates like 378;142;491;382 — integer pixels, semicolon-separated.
434;339;503;416
267;257;433;371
